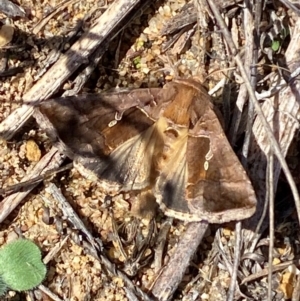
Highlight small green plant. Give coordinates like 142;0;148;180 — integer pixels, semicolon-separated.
0;239;46;295
133;56;141;69
271;26;290;53
271;39;280;52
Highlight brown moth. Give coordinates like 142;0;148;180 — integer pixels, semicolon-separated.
34;78;257;223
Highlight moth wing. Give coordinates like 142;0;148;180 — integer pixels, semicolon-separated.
35;89;169;193
76;118;165;192
154;130;190;218
154;130;214;221
155;111;256;223
185;108;256;223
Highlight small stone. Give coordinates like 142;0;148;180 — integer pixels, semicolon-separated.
0;25;14;47
25;140;41;162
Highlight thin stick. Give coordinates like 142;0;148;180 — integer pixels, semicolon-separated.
278;0;300;15
226;221;242;301
241;0;259;165
151;221;208;301
46;184;102;253
267;151;275;301
241;259;300;284
0;163;73;195
0;147;64;223
229;0;256;146
33;0;81;34
38;284;63;301
153;218;173;273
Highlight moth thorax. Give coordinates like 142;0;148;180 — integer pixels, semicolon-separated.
163;126;187;147
155;126;187;170
164;127;179;139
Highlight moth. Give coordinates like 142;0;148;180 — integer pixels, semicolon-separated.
34;78;257;223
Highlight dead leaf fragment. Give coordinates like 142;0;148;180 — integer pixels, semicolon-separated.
25;140;41;162
0;25;14;47
278;272;294;299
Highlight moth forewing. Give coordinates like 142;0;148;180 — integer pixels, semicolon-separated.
87;117;167;192
154;78;257;223
36;91;169;194
186;82;256;223
154;138;189;218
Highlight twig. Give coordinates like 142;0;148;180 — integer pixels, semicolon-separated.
278;0;300;15
241;259;300;284
153;218;173;273
226;222;242;301
0;0;144;140
43;235;70;264
0;163;72;195
151;221;208;301
62;39;110;97
39;236;71;301
229;0;256;146
38;284;63;301
292;274;300;301
33;0;81;34
0;147;64;223
46;184;103;253
241;0;259;166
267;151;275;301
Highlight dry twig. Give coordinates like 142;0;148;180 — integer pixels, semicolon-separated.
0;0;144;140
0;147;64;222
151;221;209;301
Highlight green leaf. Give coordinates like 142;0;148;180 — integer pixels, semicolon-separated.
133;56;141;69
0;239;47;291
271;40;280;52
